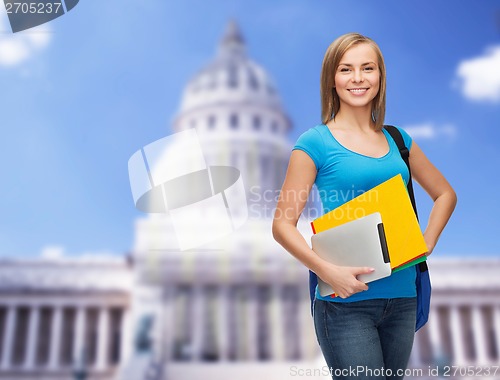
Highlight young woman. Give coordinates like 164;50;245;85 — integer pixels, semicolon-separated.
272;33;457;379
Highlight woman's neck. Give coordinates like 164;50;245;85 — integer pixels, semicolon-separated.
331;107;374;132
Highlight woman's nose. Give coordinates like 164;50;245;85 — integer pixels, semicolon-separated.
352;69;363;83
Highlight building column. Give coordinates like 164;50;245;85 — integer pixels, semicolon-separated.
449;305;467;365
73;306;87;367
428;306;443;363
24;306;41;370
120;307;131;365
95;307;110;371
493;306;500;365
299;292;317;361
162;288;175;362
191;286;204;360
236;287;248;359
0;305;16;370
471;305;489;365
269;285;285;361
217;285;229;362
246;286;258;361
152;300;164;363
409;331;423;368
48;306;63;370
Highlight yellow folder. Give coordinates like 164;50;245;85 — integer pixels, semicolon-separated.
311;174;428;271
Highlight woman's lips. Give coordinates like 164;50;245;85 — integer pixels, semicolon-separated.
347;88;368;95
348;88;368;95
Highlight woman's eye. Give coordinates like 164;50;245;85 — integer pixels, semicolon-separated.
340;68;350;72
364;67;374;71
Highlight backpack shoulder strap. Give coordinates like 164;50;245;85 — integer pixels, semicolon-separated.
384;125;419;221
384;125;428;273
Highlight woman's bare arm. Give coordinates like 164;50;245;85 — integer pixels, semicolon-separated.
409;142;458;255
272;150;374;298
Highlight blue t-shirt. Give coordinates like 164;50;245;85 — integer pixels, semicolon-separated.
293;124;417;303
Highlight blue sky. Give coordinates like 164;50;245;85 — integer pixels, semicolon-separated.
0;0;499;257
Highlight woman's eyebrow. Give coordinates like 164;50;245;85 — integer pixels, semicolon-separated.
338;61;377;66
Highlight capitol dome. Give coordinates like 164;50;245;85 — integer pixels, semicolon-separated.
172;20;291;139
166;21;294;219
178;21;285;115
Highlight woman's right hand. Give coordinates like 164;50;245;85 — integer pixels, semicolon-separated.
317;261;375;298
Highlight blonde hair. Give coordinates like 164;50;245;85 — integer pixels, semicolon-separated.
320;33;386;131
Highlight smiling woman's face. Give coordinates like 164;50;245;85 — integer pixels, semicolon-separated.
334;43;380;112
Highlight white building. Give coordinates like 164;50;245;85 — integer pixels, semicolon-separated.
0;22;499;380
0;256;132;380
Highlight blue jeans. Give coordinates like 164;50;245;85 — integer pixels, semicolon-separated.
314;297;417;380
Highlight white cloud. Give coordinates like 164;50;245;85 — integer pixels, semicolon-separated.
0;14;51;67
403;123;457;140
40;245;122;262
40;245;65;259
455;45;500;103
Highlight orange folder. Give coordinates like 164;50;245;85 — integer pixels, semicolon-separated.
311;174;427;271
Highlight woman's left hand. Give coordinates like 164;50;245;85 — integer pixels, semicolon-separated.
423;233;435;256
